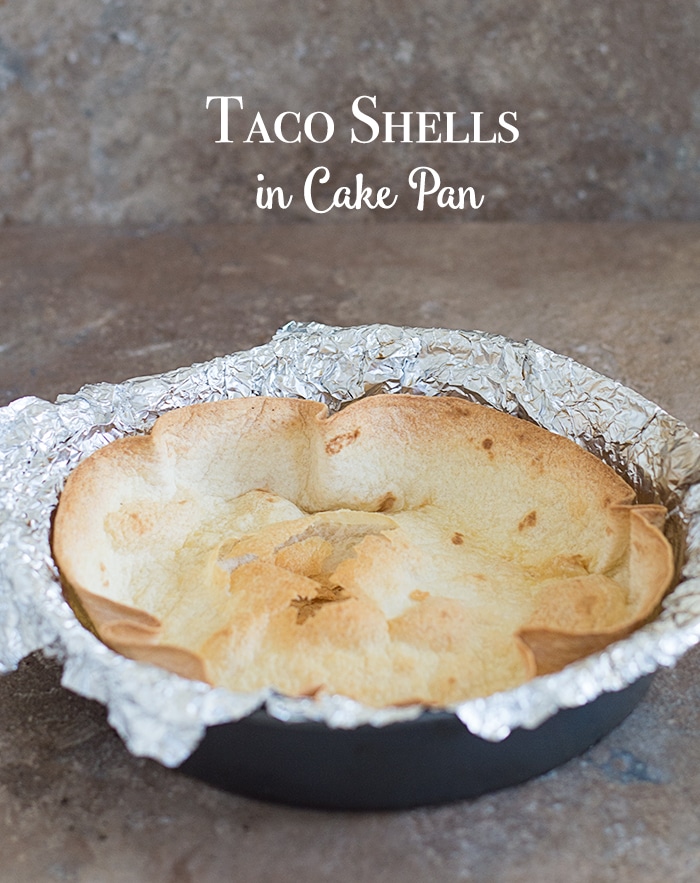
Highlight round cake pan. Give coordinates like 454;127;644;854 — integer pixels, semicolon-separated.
179;675;652;810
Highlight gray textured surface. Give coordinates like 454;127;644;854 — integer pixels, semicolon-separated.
1;221;700;881
0;2;699;225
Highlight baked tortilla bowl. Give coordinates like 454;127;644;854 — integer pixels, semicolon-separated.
51;384;679;809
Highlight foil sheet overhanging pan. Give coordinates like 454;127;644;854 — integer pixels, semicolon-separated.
1;322;700;774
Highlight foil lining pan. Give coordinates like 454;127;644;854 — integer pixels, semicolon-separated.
1;321;700;768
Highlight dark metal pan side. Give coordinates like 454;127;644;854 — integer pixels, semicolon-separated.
179;675;652;809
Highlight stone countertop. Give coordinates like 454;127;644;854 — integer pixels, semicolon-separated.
1;222;699;882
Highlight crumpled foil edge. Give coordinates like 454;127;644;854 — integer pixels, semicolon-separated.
1;321;700;766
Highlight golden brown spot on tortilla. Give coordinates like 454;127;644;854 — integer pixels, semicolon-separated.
518;510;537;531
410;589;430;601
482;437;493;450
290;584;350;624
377;492;396;512
129;512;147;533
325;428;360;455
299;684;324;698
451;531;464;545
554;553;589;574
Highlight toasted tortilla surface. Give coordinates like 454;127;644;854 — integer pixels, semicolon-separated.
52;395;674;707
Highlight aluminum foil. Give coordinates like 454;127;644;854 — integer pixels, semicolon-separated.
2;322;700;766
